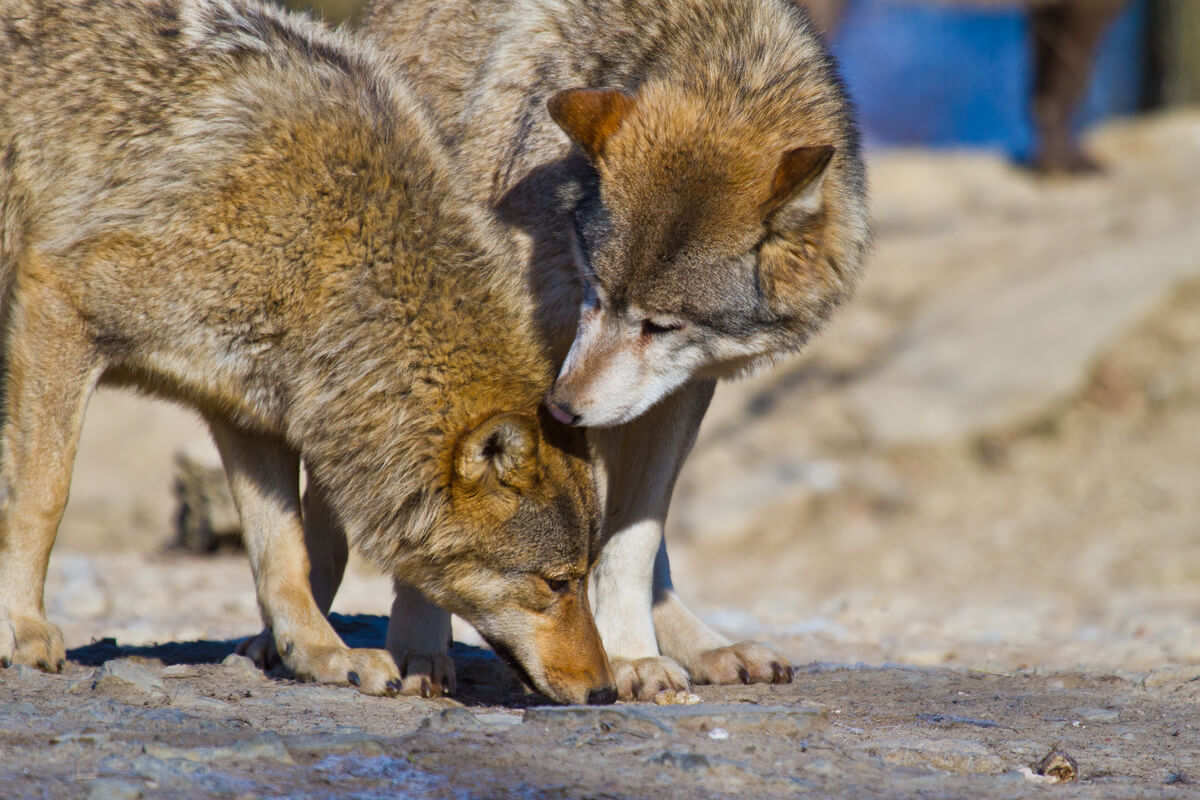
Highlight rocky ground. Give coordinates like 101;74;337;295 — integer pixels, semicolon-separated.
4;111;1200;798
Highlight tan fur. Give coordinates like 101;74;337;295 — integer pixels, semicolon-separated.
0;0;614;704
360;0;865;697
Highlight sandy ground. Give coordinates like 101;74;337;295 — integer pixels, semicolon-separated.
5;111;1200;798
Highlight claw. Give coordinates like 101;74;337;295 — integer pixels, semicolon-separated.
737;666;750;685
386;678;402;694
347;670;361;687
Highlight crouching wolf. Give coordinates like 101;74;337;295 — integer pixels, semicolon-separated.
0;0;616;705
356;0;871;700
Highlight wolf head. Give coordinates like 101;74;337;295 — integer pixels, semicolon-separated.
401;409;614;705
544;82;865;427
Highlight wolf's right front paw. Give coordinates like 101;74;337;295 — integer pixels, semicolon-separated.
0;612;66;672
394;651;455;698
610;655;690;701
281;640;402;696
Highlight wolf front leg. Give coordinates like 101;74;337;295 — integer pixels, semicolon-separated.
591;378;794;699
0;281;103;672
586;378;708;700
206;419;401;695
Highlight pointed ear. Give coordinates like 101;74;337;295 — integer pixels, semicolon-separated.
761;145;835;217
455;412;539;489
547;88;636;162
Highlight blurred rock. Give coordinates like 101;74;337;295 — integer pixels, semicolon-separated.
867;736;1005;775
850;227;1200;444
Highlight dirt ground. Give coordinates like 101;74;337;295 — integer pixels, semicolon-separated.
4;112;1200;798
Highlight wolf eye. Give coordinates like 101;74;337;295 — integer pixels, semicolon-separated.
543;577;569;593
641;319;684;337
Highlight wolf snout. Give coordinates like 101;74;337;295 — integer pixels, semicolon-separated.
587;686;618;705
544;390;582;426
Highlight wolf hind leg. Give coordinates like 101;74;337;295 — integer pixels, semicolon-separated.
208;419;400;695
385;582;455;697
236;474;350;669
0;276;103;672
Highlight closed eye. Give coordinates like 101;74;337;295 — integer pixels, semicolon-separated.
641;319;684;336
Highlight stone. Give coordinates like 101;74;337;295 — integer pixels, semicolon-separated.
1073;707;1120;722
84;778;144;800
419;707;486;733
92;659;166;700
220;653;264;681
849;228;1200;444
10;664;46;681
1144;665;1200;688
523;705;827;739
286;732;387;758
865;737;1005;775
142;732;295;765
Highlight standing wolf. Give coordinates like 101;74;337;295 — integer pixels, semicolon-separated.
0;0;616;705
354;0;870;699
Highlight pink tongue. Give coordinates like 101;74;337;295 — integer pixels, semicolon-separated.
547;402;577;425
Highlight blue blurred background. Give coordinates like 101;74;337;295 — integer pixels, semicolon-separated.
828;0;1148;158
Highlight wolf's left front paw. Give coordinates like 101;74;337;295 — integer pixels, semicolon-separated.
687;642;794;686
610;656;691;701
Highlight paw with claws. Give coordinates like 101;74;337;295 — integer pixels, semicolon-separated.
394;651;456;698
274;636;401;696
610;655;692;701
686;641;794;687
0;612;66;673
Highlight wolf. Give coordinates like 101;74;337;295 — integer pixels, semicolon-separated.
0;0;616;705
349;0;871;700
800;0;1130;173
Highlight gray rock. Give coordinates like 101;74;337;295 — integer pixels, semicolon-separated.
10;664;46;681
864;736;1005;775
92;659;165;697
648;751;711;773
1144;665;1200;688
1073;707;1120;722
286;732;387;757
523;705;827;739
51;730;112;746
167;687;231;710
419;706;486;733
220;653;264;681
160;664;202;679
84;778;143;800
142;732;295;765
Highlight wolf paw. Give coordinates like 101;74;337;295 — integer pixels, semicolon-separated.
394;652;456;698
687;642;794;686
0;612;66;673
281;641;401;696
235;629;281;669
610;656;691;701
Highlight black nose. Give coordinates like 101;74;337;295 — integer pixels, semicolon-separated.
545;395;581;426
586;686;618;705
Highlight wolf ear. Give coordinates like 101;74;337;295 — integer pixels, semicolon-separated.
547;88;636;162
455;412;539;490
760;145;835;217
